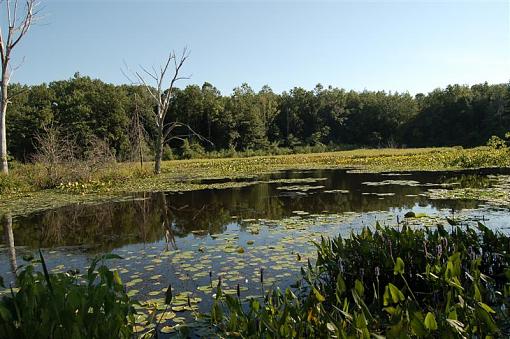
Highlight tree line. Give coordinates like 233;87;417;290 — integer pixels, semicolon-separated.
5;74;510;163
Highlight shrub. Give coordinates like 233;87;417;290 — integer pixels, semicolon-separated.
0;173;27;194
162;145;174;161
84;136;116;171
180;139;206;159
486;135;508;150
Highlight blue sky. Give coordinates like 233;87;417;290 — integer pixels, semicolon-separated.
4;0;510;95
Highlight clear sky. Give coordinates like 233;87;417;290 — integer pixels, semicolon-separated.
4;0;510;95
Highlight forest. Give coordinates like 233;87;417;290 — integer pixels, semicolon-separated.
6;74;510;163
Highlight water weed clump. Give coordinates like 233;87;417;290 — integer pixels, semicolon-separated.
210;221;510;338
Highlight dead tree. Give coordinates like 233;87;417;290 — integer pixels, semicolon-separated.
129;48;210;174
0;0;39;174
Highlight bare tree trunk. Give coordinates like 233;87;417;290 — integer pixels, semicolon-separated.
0;0;39;174
2;213;16;274
138;130;143;170
154;128;163;174
0;75;8;174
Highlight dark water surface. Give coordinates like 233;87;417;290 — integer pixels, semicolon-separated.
3;169;496;250
1;168;509;330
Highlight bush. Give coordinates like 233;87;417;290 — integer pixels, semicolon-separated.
486;135;508;150
0;173;27;194
30;126;118;189
180;139;206;159
84;136;116;171
162;145;174;161
210;221;510;338
294;143;328;154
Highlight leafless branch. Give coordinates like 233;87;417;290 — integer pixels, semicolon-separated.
121;59;136;84
139;65;159;83
164;122;213;146
8;1;38;50
126;47;214;173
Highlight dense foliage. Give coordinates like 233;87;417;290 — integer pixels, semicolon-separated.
0;252;135;339
210;221;510;338
5;74;510;162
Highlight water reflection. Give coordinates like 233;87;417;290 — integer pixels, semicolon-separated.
2;213;16;274
1;169;492;253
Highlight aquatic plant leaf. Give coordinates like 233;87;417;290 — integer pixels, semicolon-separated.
394;257;405;275
160;325;174;333
112;270;122;286
336;274;346;295
132;325;145;333
446;318;465;334
127;290;139;297
313;287;325;302
478;302;496;314
424;312;438;331
446;217;457;226
384;283;404;305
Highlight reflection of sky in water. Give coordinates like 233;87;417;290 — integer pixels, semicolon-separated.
0;169;509;322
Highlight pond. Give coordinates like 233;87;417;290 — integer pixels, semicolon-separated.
1;168;510;334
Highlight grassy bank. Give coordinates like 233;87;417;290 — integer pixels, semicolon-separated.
1;146;509;216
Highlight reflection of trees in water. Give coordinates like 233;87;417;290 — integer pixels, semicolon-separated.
10;198;167;251
5;171;487;251
2;213;16;274
442;174;492;189
164;192;232;237
153;192;176;250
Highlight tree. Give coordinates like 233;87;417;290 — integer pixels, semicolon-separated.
226;84;268;150
50;74;130;159
6;83;54;161
131;48;206;174
0;0;38;174
258;85;280;142
200;82;224;148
